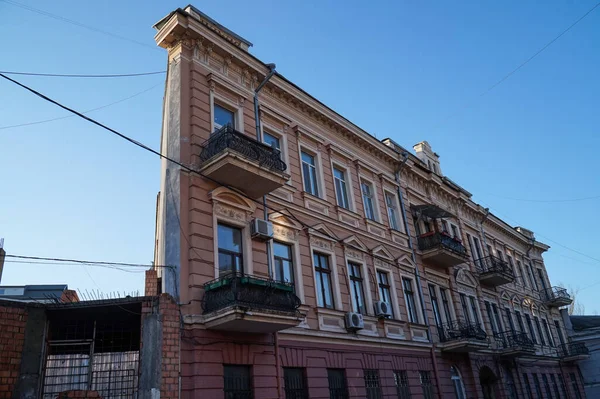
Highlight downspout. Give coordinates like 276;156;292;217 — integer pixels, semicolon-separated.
253;63;282;398
395;153;442;399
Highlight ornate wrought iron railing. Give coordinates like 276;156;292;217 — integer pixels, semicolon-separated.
559;342;589;358
543;286;571;303
494;331;535;352
417;232;468;257
202;272;301;314
437;319;487;343
476;255;515;279
199;125;287;172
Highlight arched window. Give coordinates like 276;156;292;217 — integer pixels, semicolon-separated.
451;366;466;399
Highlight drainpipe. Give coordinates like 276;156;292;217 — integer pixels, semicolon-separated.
395;153;442;399
254;62;277;279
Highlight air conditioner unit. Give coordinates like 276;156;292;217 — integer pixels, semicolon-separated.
344;312;364;331
374;301;393;318
250;219;273;241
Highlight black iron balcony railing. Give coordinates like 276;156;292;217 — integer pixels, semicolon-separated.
199;125;287;172
202;272;301;314
494;331;535;352
417;232;468;257
559;342;589;358
543;286;571;303
437;319;487;343
476;255;515;278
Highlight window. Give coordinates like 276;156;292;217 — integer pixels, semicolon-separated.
507;256;515;279
361;180;377;221
333;167;350;209
403;278;418;323
419;371;434;399
439;288;453;323
377;271;394;318
451;366;466;399
523;374;534;399
492;304;503;334
542;374;553;399
441;220;449;233
515;310;525;333
274;242;294;285
394;370;411;399
214;104;235;131
283;368;308;399
429;285;442;328
469;296;480;326
558;374;567;399
485;302;498;335
525;314;537;344
301;151;319;196
533;374;543;399
570;373;582;399
527;262;538;290
314;253;334;309
517;260;528;287
537;268;548;291
327;369;349;399
504;367;517;399
550;374;561;399
534;316;546;346
348;262;366;314
385;192;401;230
451;224;460;240
223;365;252;399
263;131;281;150
505;308;516;333
554;320;566;346
363;369;383;399
218;224;243;276
460;294;471;323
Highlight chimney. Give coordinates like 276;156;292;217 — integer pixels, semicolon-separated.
413;141;442;176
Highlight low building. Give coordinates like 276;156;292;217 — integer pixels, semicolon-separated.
564;312;599;398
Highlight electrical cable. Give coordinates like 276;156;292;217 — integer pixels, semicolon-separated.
4;254;175;269
1;0;161;52
0;70;166;78
0;82;163;130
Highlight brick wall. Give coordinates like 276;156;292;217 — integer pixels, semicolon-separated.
145;269;159;296
0;303;27;399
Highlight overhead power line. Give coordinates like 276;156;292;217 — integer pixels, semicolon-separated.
1;0;161;52
5;254;174;269
0;70;166;78
0;82;162;130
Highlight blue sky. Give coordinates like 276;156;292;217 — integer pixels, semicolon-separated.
0;1;598;311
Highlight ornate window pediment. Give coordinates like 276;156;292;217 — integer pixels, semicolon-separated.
209;187;256;212
371;245;394;261
342;235;368;252
397;253;416;270
455;267;478;288
308;223;338;242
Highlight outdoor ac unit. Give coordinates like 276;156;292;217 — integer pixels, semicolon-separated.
345;312;364;331
250;219;273;241
374;301;393;318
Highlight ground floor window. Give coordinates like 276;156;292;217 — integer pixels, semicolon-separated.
283;367;308;399
419;371;434;399
327;369;349;399
451;366;466;399
364;369;383;399
224;365;253;399
570;372;582;399
394;370;411;399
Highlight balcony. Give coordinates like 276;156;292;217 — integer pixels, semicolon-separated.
476;256;515;287
417;232;469;268
543;286;573;307
201;272;303;333
437;319;488;352
493;331;535;357
198;125;289;198
559;342;590;362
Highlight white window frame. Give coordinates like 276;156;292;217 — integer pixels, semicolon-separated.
345;257;372;315
383;189;404;232
375;267;401;321
299;144;326;199
212;217;253;279
331;163;355;211
261;124;289;173
360;177;380;222
310;244;342;311
210;94;243;133
270;237;304;303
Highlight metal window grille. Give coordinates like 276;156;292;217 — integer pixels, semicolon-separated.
283;367;308;399
224;365;253;399
42;312;140;399
327;369;349;399
394;370;411;399
419;371;434;399
363;369;383;399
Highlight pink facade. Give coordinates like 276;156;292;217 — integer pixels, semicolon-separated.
152;5;587;398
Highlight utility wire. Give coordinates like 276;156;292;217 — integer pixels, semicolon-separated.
0;82;162;130
1;0;161;52
5;254;174;269
0;70;166;78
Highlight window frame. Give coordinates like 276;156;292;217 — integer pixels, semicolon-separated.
360;178;380;222
393;370;411;399
261;126;289;174
450;366;467;399
331;164;354;211
310;241;342;311
216;222;251;278
327;368;349;399
300;149;320;197
313;252;335;309
402;277;419;324
223;364;253;398
270;228;304;303
273;241;295;286
348;261;367;315
384;189;403;232
210;93;243;133
376;269;399;319
363;369;383;399
283;367;308;399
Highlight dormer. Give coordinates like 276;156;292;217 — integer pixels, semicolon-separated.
413;141;442;175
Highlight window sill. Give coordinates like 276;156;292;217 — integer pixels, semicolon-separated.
336;206;361;228
301;192;331;216
364;218;387;239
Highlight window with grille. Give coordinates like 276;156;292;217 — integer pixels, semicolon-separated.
419;371;434;399
327;369;349;399
363;369;383;399
394;370;411;399
224;365;253;399
283;368;308;399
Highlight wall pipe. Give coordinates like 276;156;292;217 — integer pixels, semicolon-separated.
394;153;442;399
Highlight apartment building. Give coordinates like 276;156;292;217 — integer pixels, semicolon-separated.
152;5;587;398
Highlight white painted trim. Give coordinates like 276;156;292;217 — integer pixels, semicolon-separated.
330;160;356;212
383;188;404;233
359;175;381;223
271;237;305;303
344;255;372;316
298;142;327;200
374;267;402;321
261;122;290;174
310;245;342;311
211;93;244;133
